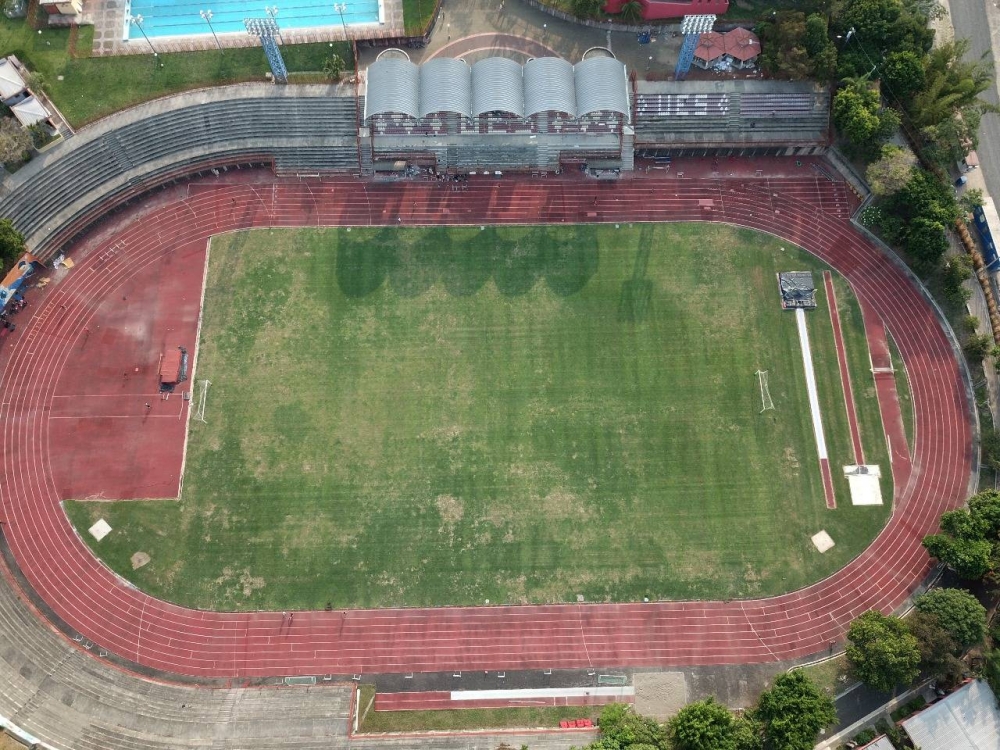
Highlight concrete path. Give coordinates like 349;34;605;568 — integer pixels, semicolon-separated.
360;0;686;72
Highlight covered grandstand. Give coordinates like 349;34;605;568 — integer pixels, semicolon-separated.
361;53;633;173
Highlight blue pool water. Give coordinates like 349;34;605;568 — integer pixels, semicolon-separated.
125;0;381;40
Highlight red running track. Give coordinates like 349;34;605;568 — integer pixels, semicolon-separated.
0;171;972;679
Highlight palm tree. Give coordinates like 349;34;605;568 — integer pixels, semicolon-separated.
620;0;643;24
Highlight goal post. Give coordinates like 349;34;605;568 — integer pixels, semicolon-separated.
194;379;211;423
755;370;774;413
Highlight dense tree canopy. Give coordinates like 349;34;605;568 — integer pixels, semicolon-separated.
669;698;736;750
0;218;25;274
753;672;836;750
832;80;898;157
880;50;926;102
924;490;1000;580
834;0;934;79
846;610;921;692
0;118;31;166
756;11;837;80
907;610;964;680
914;588;987;648
865;145;915;197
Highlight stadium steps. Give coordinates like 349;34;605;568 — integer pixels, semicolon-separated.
0;88;362;252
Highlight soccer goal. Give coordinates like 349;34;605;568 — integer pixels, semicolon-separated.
755;370;775;413
194;379;211;423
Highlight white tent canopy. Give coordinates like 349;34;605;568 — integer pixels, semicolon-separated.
11;96;49;127
0;58;26;102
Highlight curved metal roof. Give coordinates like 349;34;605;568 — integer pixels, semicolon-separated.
574;57;630;121
523;57;576;118
364;58;420;120
418;57;472;118
471;57;524;118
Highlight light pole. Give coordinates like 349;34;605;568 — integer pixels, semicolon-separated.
265;6;284;44
129;13;157;56
333;3;348;40
200;9;223;52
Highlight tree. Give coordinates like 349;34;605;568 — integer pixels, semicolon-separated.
753;672;836;750
880;50;926;102
912;40;996;129
0;117;31;165
835;0;934;78
907;610;964;680
669;697;736;750
914;588;987;648
904;217;948;275
619;0;642;23
981;428;1000;472
731;715;764;750
832;80;897;157
964;333;994;362
758;11;837;80
865;145;915;197
323;53;345;80
923;533;994;579
591;703;669;749
846;610;921;691
961;188;985;214
572;0;603;18
0;217;25;273
888;167;960;225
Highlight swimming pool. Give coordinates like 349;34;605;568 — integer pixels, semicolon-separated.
124;0;382;40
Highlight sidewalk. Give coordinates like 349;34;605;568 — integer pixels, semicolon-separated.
932;0;1000;431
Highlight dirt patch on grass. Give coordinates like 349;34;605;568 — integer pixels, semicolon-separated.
436;494;464;528
214;567;266;598
130;551;151;570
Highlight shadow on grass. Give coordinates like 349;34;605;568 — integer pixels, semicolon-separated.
336;226;599;299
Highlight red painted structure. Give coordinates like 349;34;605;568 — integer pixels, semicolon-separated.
603;0;729;21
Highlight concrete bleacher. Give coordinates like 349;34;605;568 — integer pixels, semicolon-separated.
0;83;362;259
635;79;830;150
0;565;354;749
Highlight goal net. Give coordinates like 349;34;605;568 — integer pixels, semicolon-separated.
755;370;774;413
194;379;211;423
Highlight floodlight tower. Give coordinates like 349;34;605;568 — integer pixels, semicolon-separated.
674;14;716;81
244;17;288;83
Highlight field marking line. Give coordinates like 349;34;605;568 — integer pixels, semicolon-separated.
796;308;827;459
177;239;212;502
795;308;835;510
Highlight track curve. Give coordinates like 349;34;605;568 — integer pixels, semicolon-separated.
0;171;973;678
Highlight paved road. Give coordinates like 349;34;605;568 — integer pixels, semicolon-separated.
950;0;1000;199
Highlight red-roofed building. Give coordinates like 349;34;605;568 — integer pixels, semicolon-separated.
693;32;726;69
724;27;760;69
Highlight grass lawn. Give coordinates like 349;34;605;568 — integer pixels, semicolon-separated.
0;17;351;127
794;656;855;698
402;0;438;35
65;223;892;611
355;685;597;732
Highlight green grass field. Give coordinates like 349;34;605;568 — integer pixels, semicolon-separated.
66;223;892;611
0;17;350;127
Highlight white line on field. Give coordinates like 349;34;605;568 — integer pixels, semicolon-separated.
796;307;828;460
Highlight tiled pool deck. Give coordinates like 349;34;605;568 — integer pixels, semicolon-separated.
85;0;404;56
